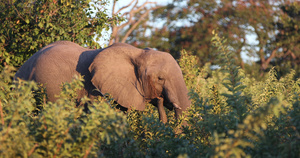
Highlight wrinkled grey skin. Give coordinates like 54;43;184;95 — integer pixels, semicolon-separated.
15;41;191;123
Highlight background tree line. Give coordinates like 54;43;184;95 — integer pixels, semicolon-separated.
123;0;300;79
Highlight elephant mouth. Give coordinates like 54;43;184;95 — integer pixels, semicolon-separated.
161;98;181;111
149;90;182;111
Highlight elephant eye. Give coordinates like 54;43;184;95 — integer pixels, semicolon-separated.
158;76;164;81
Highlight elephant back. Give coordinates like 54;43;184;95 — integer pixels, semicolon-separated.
15;41;95;101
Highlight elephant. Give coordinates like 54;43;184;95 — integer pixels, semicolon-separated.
14;41;191;123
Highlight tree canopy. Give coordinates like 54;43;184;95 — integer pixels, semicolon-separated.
0;0;122;70
123;0;300;78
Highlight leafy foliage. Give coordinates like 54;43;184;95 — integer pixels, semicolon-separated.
0;0;122;70
1;32;300;157
0;67;127;157
124;0;300;78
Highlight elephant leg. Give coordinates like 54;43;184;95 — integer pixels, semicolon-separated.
157;97;167;123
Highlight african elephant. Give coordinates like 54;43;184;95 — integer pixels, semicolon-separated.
15;41;191;123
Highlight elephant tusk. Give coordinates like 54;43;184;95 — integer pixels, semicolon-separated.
173;103;182;110
157;97;163;100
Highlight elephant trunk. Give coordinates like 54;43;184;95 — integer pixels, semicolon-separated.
166;79;190;121
170;79;190;126
157;97;167;123
174;105;182;118
174;106;189;127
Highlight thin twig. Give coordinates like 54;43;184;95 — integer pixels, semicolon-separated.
133;2;157;14
0;100;4;125
53;128;70;158
27;143;39;157
115;0;136;15
3;110;16;141
83;142;95;158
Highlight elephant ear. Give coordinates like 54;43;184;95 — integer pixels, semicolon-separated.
88;43;146;110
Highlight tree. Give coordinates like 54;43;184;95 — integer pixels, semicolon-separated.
123;0;300;78
272;1;300;77
236;0;299;76
0;0;122;70
124;0;250;67
108;0;161;45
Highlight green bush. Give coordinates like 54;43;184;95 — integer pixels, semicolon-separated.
0;32;299;157
0;67;127;157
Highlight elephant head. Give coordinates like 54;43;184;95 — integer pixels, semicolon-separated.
88;43;190;123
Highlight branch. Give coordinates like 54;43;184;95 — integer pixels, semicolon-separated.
261;47;278;71
115;0;136;15
0;100;4;125
109;0;160;45
283;49;297;59
265;47;279;65
109;0;139;45
27;143;39;157
259;48;265;63
132;2;157;14
83;142;95;158
121;6;161;43
118;1;158;29
112;0;116;15
13;5;25;21
53;128;70;158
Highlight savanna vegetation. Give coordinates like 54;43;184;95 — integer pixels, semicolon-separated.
0;0;299;157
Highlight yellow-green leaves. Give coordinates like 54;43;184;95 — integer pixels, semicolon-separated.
0;66;127;157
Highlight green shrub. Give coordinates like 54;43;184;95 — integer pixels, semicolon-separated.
0;66;127;157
